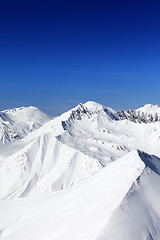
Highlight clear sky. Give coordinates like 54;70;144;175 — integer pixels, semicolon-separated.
0;0;160;116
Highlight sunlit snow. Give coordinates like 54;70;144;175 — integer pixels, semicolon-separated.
0;101;160;240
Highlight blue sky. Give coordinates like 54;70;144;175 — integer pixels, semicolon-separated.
0;0;160;115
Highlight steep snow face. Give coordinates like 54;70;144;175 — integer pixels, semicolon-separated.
0;151;146;240
0;135;102;199
117;104;160;123
0;106;51;143
97;152;160;240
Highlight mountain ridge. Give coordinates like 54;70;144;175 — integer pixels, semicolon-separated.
1;101;160;144
1;101;160;200
1;150;160;240
0;101;160;239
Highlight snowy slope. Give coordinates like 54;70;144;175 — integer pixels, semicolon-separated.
97;152;160;240
0;106;51;143
0;151;145;240
0;136;101;199
1;101;160;239
1;101;160;199
0;151;160;240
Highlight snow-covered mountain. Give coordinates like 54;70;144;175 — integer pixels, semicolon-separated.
0;101;160;240
117;104;160;123
0;106;51;143
1;101;160;199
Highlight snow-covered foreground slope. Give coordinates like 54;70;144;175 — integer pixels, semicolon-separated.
0;151;146;240
98;152;160;240
0;106;51;143
0;151;160;240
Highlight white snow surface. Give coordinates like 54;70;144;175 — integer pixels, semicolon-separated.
98;152;160;240
0;151;146;240
0;101;160;240
137;103;160;114
0;106;51;143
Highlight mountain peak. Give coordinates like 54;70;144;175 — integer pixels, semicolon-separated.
83;101;104;112
144;103;159;108
68;103;91;121
136;103;160;113
0;106;51;143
